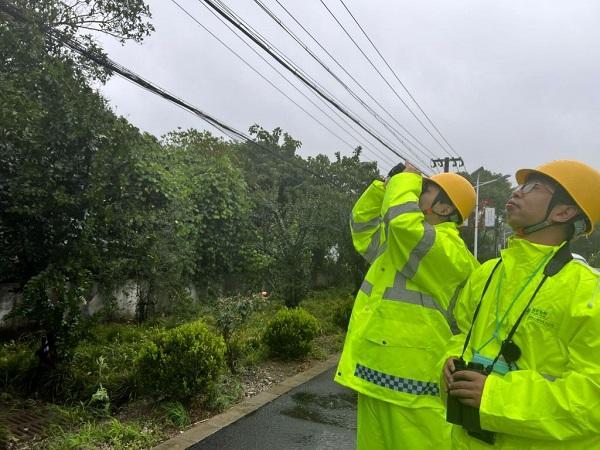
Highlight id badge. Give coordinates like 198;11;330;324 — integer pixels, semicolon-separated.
472;352;516;376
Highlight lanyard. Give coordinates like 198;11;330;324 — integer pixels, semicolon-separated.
475;251;554;353
459;243;572;370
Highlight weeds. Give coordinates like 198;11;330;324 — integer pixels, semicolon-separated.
162;401;190;428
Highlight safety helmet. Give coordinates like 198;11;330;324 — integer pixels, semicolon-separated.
428;173;476;222
515;159;600;234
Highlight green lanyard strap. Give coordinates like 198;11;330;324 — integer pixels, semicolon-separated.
476;251;554;353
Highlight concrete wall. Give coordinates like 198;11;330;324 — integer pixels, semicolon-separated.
0;281;141;329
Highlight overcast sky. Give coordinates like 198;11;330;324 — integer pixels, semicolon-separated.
97;0;600;179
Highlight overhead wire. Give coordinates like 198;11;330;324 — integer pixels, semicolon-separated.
169;0;387;169
180;0;397;169
252;0;433;170
200;0;432;175
338;0;460;159
319;0;454;159
206;0;414;171
264;0;438;163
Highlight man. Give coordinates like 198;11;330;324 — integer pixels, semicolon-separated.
335;161;479;449
443;159;600;449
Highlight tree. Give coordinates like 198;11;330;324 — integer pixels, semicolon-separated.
0;3;185;359
234;127;381;305
3;0;154;81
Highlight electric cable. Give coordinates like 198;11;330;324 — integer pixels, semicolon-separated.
203;0;422;171
253;0;433;168
170;0;387;168
176;0;397;168
320;0;453;157
264;0;438;163
201;0;432;174
338;0;460;159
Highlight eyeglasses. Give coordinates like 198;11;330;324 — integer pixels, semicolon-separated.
513;181;555;195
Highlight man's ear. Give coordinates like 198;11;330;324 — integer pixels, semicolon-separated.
549;204;579;224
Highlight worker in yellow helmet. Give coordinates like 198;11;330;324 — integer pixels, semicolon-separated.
443;159;600;449
335;161;479;449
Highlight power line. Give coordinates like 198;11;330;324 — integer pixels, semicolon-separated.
252;0;434;170
338;0;460;159
267;0;439;163
319;0;454;158
169;0;387;168
203;0;422;172
178;0;397;169
208;0;433;173
201;0;432;174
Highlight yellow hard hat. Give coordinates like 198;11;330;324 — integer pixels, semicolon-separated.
515;159;600;234
428;173;476;222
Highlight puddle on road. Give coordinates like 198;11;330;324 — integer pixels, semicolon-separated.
280;392;357;429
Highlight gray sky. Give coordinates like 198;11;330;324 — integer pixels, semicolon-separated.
97;0;600;179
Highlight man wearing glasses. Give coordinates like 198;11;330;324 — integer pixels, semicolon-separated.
443;160;600;449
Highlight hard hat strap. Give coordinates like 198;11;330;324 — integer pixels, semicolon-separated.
517;190;563;236
430;193;461;223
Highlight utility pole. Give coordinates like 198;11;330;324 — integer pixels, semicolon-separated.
431;157;464;173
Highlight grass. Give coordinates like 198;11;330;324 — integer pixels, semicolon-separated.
162;401;190;428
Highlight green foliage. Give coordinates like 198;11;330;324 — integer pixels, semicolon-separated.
7;0;154;82
162;401;190;429
136;321;225;401
203;374;244;413
160;130;257;292
263;308;320;359
14;267;92;361
214;293;267;373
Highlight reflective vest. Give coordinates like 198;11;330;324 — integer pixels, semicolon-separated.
447;237;600;449
335;173;478;408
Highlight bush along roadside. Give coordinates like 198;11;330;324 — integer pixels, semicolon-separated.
0;289;350;449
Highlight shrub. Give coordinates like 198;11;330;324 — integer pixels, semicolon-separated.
214;293;267;373
263;308;320;359
0;340;37;394
333;296;354;331
57;326;151;405
0;423;12;447
136;320;225;401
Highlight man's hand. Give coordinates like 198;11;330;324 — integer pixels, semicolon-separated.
403;162;421;175
448;370;488;409
443;357;457;389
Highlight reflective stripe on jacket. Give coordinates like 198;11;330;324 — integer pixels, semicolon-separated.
335;172;479;408
446;237;600;449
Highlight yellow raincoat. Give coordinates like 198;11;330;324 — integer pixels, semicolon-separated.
446;237;600;449
335;173;478;448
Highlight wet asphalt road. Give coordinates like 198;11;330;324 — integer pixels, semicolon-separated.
189;367;357;450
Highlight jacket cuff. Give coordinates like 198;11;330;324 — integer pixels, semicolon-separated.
479;373;502;432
